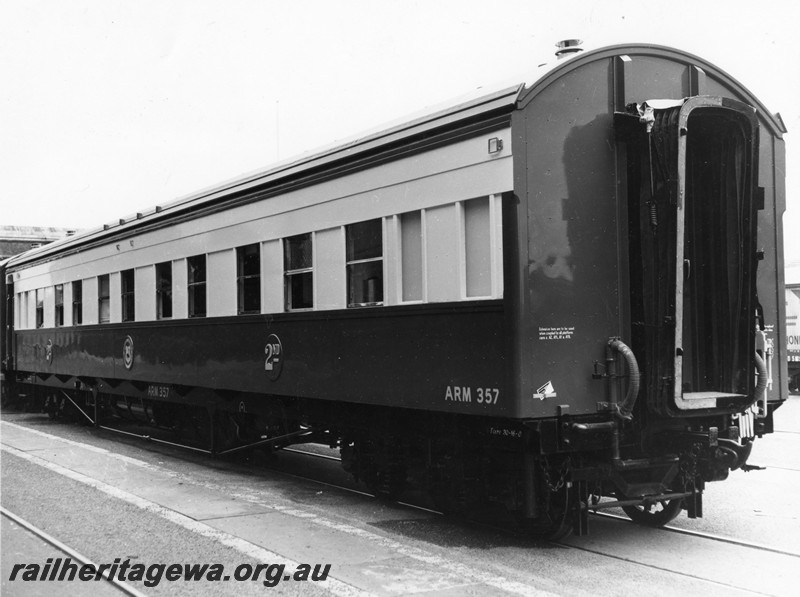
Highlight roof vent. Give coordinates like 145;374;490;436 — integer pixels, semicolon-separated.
555;39;583;58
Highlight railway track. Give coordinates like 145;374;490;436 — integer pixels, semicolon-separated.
281;445;800;559
6;410;797;560
593;511;800;559
1;506;147;597
281;445;800;595
4;415;797;595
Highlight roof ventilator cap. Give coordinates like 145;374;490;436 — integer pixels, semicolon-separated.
555;39;583;58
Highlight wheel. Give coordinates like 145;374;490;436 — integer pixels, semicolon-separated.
365;466;407;501
516;494;574;540
521;510;574;541
516;473;575;541
621;496;683;527
341;436;407;500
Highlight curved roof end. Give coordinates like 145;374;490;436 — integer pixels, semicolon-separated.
519;42;786;138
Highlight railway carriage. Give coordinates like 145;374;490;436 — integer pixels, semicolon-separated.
1;42;787;537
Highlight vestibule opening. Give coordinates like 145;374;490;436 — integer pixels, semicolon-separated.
616;97;759;415
681;107;758;401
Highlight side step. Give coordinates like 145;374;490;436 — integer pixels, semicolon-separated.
613;455;679;471
585;491;692;511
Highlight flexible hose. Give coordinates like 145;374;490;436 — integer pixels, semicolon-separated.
609;338;640;421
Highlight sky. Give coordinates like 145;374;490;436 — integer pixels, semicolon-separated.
2;0;799;263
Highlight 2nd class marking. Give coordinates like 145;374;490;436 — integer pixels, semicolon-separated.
444;386;499;405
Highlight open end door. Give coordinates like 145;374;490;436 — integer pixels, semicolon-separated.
675;98;760;411
618;97;760;417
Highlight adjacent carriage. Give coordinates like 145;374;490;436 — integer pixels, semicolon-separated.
1;42;787;537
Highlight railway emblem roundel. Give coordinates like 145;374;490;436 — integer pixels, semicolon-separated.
264;333;283;381
122;335;135;370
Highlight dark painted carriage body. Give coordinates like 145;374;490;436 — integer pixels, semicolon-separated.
1;44;787;535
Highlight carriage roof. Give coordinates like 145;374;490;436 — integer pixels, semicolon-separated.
7;43;784;270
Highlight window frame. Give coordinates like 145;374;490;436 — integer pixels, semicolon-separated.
187;255;207;318
35;288;44;328
54;284;64;327
121;269;135;322
98;274;110;324
346;219;384;308
462;196;493;299
72;280;83;325
17;292;26;329
399;210;424;303
156;261;172;320
283;233;314;311
236;244;261;315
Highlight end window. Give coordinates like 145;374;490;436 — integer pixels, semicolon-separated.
400;211;423;302
464;197;492;298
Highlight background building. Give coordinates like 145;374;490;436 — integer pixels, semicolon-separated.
0;226;78;261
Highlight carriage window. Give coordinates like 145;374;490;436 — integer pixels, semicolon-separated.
72;280;83;325
26;291;33;328
346;219;383;307
98;274;110;323
187;255;207;318
54;284;64;327
401;211;423;301
121;269;135;322
35;289;44;328
17;293;26;329
464;197;491;297
284;233;313;311
156;261;172;319
237;244;261;314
